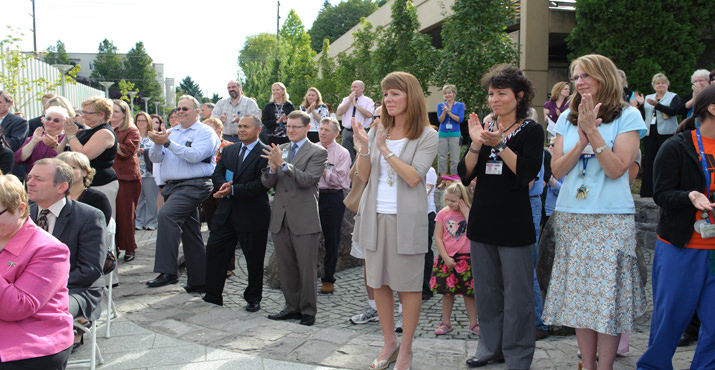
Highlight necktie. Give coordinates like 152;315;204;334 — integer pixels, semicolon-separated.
289;143;298;162
37;209;50;231
237;145;247;167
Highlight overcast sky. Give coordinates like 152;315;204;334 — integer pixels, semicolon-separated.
3;0;338;99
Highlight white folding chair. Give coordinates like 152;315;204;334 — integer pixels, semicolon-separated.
103;218;118;338
67;320;104;369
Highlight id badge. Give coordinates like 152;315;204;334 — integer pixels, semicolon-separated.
700;222;715;239
650;115;657;125
485;161;503;175
445;123;453;130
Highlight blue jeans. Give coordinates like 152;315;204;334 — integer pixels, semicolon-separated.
530;196;548;330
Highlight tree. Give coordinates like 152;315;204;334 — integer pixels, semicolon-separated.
436;0;519;114
334;18;380;100
238;33;278;99
210;93;221;103
179;76;203;100
308;0;378;52
567;0;715;96
43;40;70;65
90;39;124;85
125;42;162;102
276;10;318;105
316;39;339;105
372;0;438;96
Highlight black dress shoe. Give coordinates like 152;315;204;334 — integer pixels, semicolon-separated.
300;314;315;326
466;357;505;368
203;296;223;306
146;273;179;287
245;302;261;312
678;331;698;347
267;311;302;320
123;251;135;262
183;284;206;293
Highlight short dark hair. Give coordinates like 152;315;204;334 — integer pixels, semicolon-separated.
480;64;535;121
287;110;310;126
33;158;73;195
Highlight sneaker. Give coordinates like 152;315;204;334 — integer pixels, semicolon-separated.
395;313;403;333
350;307;379;324
434;322;453;335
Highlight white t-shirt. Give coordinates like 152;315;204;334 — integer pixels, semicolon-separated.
376;138;408;214
426;167;437;214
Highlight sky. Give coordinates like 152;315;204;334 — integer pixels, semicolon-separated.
3;0;339;99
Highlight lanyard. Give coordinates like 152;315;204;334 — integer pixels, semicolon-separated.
578;154;594;177
696;128;711;199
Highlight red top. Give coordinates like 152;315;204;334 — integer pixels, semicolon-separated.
687;130;715;250
112;127;141;181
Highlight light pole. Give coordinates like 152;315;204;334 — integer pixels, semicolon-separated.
127;91;138;113
99;81;113;99
153;102;161;117
143;97;151;113
52;64;73;96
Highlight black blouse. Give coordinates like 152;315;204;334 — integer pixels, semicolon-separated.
77;187;112;226
76;123;118;186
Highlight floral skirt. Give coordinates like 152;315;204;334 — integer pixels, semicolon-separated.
429;253;474;296
542;212;647;335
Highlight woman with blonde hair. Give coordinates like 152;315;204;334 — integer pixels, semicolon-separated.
262;82;295;145
543;54;647;370
353;71;438;370
109;99;141;262
544;81;571;124
299;87;329;143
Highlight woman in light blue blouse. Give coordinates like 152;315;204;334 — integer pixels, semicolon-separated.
543;54;647;370
437;84;465;184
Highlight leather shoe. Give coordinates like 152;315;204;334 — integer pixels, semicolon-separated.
245;302;261;312
300;314;315;326
319;281;334;294
183;284;205;293
678;331;698;347
466;357;505;368
123;251;135;262
535;328;549;340
267;311;301;320
146;273;178;287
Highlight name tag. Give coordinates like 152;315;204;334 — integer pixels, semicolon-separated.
581;144;594;155
445;123;453;130
485;161;503;175
650;114;657;125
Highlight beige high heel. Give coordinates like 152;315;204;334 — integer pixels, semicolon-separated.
368;345;399;370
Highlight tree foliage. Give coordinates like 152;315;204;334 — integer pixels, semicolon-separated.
373;0;438;97
239;33;278;103
179;76;203;100
125;42;162;102
276;10;318;105
436;0;519;114
567;0;715;96
334;18;380;100
43;40;70;65
90;39;124;84
308;0;378;52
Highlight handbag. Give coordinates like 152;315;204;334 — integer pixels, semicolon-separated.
103;249;116;274
343;160;367;213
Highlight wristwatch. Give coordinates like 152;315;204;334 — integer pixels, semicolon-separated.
594;144;607;154
493;139;507;152
163;141;171;148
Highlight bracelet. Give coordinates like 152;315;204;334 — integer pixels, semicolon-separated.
384;152;395;160
68;135;77;142
358;151;370;157
468;146;480;154
493;139;507;152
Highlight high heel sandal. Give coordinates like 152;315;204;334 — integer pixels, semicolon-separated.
368;345;399;370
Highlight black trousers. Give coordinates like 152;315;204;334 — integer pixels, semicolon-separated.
204;225;268;305
423;211;436;295
319;191;345;283
0;346;71;370
641;130;671;197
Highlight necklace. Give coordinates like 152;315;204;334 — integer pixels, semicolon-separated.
385;128;396;186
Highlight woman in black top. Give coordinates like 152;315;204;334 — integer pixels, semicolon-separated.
62;96;118;219
261;82;295;146
57;151;111;226
458;64;543;369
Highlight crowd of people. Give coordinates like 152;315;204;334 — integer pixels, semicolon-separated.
1;59;714;370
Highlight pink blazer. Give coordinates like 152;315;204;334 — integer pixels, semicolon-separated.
0;218;74;362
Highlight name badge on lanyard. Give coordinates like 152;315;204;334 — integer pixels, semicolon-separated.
445;123;453;130
485;160;503;175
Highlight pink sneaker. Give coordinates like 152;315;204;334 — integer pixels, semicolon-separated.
434;322;453;335
469;323;479;335
449;175;461;181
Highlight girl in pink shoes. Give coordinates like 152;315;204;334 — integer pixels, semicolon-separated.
430;182;478;335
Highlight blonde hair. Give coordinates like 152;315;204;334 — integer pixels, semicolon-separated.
567;54;626;125
442;84;457;96
380;71;431;140
82;96;113;122
46;96;76;117
112;99;135;131
204;118;223;132
550;81;569;101
56;151;95;188
443;182;472;209
270;82;289;103
0;175;29;219
300;87;323;108
651;73;669;87
134;112;153;133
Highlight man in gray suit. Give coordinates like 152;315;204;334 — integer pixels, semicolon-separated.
261;110;327;326
27;158;106;323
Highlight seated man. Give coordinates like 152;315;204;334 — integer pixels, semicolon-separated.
27;158;106;325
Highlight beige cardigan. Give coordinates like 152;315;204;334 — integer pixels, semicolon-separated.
355;125;438;255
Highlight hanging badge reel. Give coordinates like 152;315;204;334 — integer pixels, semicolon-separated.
695;128;715;238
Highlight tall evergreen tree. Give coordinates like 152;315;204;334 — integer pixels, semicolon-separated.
125;42;161;101
275;10;317;105
90;39;124;84
334;18;380;100
436;0;519;114
43;40;70;65
308;0;378;52
179;76;203;100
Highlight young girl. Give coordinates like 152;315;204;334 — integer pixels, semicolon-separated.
430;182;478;335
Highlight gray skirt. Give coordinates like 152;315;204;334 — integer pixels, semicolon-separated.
365;213;425;292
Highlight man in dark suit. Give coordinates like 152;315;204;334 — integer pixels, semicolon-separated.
0;90;29;179
261;110;328;326
26;158;106;323
203;115;270;311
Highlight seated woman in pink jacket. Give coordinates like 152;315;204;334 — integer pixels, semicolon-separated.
0;174;74;369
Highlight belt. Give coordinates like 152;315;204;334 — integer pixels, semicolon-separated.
343;127;353;131
529;195;541;198
319;188;342;194
164;176;211;185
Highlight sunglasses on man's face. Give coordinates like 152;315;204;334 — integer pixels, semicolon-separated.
176;107;193;112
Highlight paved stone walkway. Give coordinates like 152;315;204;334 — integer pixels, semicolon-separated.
69;224;698;369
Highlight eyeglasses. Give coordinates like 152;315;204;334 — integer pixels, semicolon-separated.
80;111;100;115
570;73;590;82
286;125;307;130
548;143;554;148
176;107;192;112
45;117;63;124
